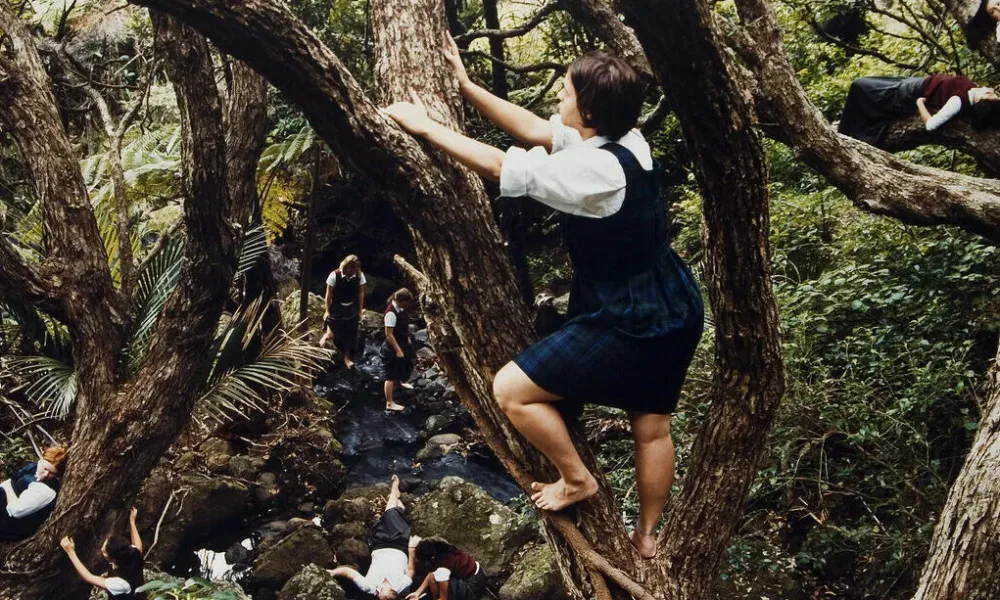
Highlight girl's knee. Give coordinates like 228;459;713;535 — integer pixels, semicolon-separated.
492;363;521;414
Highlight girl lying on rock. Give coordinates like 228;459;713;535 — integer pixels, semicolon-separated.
331;475;417;599
60;506;146;599
406;537;487;600
384;35;704;559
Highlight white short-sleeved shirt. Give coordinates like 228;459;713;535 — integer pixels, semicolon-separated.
5;481;56;518
352;548;412;594
384;301;402;328
105;578;132;596
499;115;654;218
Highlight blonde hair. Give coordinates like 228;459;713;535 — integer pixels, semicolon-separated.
339;254;360;274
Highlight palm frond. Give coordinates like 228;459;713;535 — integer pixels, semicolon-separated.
197;298;330;425
2;355;78;418
236;223;269;279
129;236;185;368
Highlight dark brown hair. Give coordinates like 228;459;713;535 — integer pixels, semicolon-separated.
568;51;646;140
391;288;414;304
969;96;1000;130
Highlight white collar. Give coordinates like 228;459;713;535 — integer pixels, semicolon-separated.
391;300;401;312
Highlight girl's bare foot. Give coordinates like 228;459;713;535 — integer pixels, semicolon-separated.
529;474;599;511
400;382;415;390
630;526;657;559
385;402;405;412
344;357;355;369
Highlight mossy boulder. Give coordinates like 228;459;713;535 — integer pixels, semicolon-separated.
280;290;326;341
498;544;569;600
409;477;537;578
278;564;347;600
250;525;336;591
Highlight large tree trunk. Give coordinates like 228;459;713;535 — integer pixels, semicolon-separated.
0;14;237;600
909;340;1000;600
615;0;785;596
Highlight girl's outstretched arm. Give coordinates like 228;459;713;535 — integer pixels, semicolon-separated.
444;34;553;150
384;93;506;181
129;506;143;553
60;538;107;589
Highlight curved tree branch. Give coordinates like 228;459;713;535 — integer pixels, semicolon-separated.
453;0;563;44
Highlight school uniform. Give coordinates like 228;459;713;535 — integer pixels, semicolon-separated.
500;116;704;415
104;570;145;599
429;550;487;600
382;300;415;383
838;74;980;146
353;507;414;595
0;462;60;541
325;269;366;354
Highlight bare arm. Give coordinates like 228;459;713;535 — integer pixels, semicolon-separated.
422;121;506;181
444;34;552;150
60;540;107;589
324;284;333;317
386;327;404;357
437;579;450;600
407;545;418;578
357;283;365;316
129;507;143;553
330;566;363;580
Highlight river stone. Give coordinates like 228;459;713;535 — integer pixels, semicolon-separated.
229;455;266;481
498;544;569;600
360;309;384;332
137;471;250;565
423;414;453;436
225;540;252;567
323;497;373;528
409;477;537;578
413;329;429;346
266;424;347;502
416;346;436;361
278;564;347;600
428;433;461;446
336;537;371;570
250;525;336;590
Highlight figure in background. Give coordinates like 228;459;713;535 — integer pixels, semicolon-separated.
0;446;66;541
964;0;1000;47
837;74;1000;146
320;254;367;369
330;475;417;599
60;506;146;599
384;35;705;559
406;537;487;600
383;288;416;412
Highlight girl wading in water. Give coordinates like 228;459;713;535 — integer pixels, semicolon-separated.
60;507;146;598
383;288;416;412
385;36;704;558
320;254;367;369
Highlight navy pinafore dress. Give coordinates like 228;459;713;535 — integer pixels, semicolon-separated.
513;142;704;415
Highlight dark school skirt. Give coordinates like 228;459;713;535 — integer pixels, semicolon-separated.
326;316;360;354
367;507;411;553
514;320;702;415
382;342;415;382
837;76;926;146
444;568;487;600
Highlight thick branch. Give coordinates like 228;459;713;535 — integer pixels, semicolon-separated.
730;1;1000;242
454;0;562;44
881;116;1000;177
0;240;63;319
559;0;656;83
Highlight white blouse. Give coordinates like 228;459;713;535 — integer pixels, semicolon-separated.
499;115;654;219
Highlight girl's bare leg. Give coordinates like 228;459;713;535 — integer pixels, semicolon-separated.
628;412;674;558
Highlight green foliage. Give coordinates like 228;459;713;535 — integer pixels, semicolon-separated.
137;578;243;600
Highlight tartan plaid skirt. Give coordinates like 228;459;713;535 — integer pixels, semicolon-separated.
514;319;702;415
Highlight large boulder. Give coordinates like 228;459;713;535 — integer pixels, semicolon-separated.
498;544;569;600
137;471;250;564
278;564;348;600
280;290;326;341
250;525;337;591
265;419;347;504
409;477;537;578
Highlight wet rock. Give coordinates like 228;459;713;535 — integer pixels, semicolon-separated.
360;309;385;332
423;414;452;436
416;347;436;361
410;477;537;578
398;475;422;493
250;525;336;590
257;520;294;541
138;471;250;565
266;424;347;503
329;521;367;543
229;455;266;481
428;433;462;446
336;538;371;570
225;541;252;567
280;290;326;342
278;564;347;600
413;329;429;347
323;497;373;529
253;472;280;507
